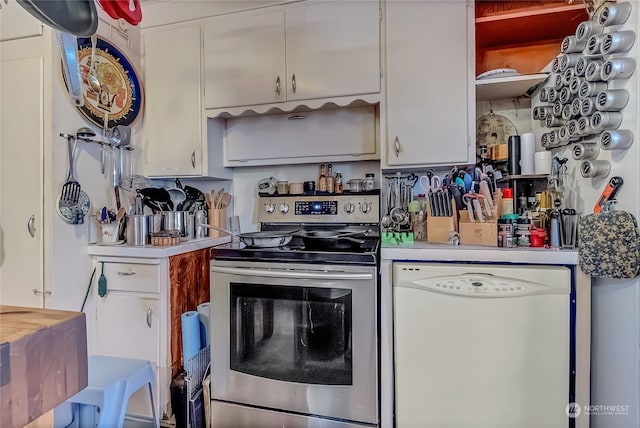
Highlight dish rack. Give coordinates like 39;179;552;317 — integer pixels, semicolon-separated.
185;345;210;428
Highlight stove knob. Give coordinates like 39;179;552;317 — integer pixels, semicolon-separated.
360;202;372;213
264;203;275;213
279;203;289;214
344;202;355;214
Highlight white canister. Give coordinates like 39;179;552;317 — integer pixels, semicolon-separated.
534;151;552;175
519;133;536;175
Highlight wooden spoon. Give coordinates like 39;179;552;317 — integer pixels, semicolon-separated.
219;192;232;209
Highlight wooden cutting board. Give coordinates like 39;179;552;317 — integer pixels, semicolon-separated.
0;306;88;427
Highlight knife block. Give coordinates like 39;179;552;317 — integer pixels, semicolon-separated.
426;199;458;244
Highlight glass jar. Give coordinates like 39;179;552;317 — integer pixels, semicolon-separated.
516;217;532;247
364;173;375;191
498;218;515;248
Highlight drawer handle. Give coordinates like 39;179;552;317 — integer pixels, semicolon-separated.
275;75;281;96
394;136;400;157
32;289;51;296
146;308;152;328
191;151;196;168
291;73;296;93
117;271;136;276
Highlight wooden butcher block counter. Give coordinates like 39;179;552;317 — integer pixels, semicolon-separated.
0;306;88;427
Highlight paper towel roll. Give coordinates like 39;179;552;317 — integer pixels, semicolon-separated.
520;133;536;175
197;302;211;347
535;151;552;175
181;311;201;363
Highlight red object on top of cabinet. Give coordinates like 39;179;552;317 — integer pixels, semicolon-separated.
97;0;142;26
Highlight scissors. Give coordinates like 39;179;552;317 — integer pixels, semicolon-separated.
419;169;442;193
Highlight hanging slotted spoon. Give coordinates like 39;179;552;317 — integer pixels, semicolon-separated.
60;134;81;207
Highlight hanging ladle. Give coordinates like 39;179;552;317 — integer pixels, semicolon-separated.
87;34;101;93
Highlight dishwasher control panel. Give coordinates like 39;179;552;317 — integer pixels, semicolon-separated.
426;277;528;296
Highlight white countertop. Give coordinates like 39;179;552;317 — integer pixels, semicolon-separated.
381;242;579;265
88;237;231;258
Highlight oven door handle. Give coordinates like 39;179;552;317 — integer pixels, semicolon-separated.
213;266;374;281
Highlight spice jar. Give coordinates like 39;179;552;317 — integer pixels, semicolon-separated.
516;217;532;247
498;218;515;248
364;173;375;191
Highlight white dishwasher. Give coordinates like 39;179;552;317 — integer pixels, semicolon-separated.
394;262;571;428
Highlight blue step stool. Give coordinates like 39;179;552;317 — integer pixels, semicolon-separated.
65;355;159;428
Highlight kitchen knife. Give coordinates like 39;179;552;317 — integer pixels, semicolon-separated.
472;198;485;223
451;185;464;211
436;190;445;217
464;196;475;222
429;192;437;216
479;180;493;206
444;189;451;217
594;176;623;213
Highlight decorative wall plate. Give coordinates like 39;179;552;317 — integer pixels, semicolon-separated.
70;36;144;128
476;112;518;148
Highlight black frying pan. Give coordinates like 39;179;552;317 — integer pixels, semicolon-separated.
17;0;98;37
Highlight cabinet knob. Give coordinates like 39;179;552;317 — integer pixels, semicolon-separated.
275;76;281;96
291;74;297;94
394;136;400;157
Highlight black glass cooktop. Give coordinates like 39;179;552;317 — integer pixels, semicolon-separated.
210;227;380;266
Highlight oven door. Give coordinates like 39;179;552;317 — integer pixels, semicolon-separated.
210;259;378;425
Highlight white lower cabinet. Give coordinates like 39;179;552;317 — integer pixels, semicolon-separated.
93;258;169;420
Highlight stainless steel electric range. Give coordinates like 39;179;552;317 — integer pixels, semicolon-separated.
210;193;380;428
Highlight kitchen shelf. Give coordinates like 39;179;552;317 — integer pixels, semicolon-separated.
498;173;549;182
476;3;588;48
476;73;548;101
475;2;588;76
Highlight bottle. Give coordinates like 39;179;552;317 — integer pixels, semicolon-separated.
364;173;375;191
502;188;514;215
318;164;327;192
326;164;335;194
518;192;527;215
335;171;343;194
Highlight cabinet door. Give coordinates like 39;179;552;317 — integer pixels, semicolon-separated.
203;11;285;109
285;1;380;101
385;1;473;167
95;292;160;417
143;26;203;177
0;0;43;42
0;39;44;307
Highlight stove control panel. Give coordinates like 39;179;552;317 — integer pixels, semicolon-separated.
258;194;379;223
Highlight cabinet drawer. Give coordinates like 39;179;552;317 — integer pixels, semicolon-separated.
102;263;161;293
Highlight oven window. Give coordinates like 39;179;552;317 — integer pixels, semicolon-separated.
230;283;352;385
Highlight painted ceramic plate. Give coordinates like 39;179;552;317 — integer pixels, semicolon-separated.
476;68;519;80
476;113;518;148
71;36;144;128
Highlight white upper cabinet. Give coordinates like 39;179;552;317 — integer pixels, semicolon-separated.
203;0;380;112
143;25;231;178
203;11;286;109
0;1;43;42
384;0;474;168
285;1;380;101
